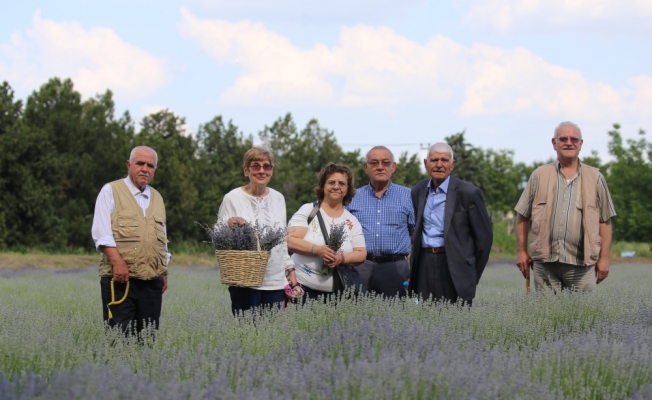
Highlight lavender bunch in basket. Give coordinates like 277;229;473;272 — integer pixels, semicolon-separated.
253;221;286;251
320;221;347;274
201;220;286;251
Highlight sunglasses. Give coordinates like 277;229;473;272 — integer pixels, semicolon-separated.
556;136;581;144
249;163;273;172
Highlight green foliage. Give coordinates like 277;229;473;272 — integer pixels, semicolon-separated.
604;123;652;246
260;114;366;219
392;151;427;187
136;110;200;242
1;78;651;249
490;218;518;257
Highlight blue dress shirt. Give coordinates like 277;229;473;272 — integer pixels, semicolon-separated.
421;177;450;247
347;182;415;255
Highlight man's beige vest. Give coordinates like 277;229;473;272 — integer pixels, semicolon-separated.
530;163;602;266
99;180;169;279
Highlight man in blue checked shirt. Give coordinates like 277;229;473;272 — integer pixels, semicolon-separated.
347;146;415;297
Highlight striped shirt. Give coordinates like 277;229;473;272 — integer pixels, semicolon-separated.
514;162;616;265
346;182;415;255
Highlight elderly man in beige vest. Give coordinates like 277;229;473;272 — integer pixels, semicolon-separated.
515;122;616;292
92;146;170;335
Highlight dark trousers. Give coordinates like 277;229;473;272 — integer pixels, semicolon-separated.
100;277;163;335
417;252;465;305
362;259;411;298
228;287;285;316
301;285;331;305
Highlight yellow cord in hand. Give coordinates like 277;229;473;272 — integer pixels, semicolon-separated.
107;279;130;320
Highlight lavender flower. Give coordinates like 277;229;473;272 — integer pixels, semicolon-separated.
320;221;347;275
200;220;286;251
253;221;286;251
326;221;347;253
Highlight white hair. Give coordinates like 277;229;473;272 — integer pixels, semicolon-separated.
428;142;454;160
365;145;395;162
554;121;582;139
129;146;158;166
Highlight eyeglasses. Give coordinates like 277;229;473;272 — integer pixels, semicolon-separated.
367;160;393;168
326;180;347;187
249;163;273;172
556;136;582;144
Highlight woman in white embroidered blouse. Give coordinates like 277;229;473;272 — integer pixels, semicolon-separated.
287;163;367;302
217;147;297;315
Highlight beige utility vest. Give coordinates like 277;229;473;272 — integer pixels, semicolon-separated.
99;180;169;279
530;163;602;266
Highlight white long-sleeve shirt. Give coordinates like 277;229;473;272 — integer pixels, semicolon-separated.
91;177;171;263
217;187;293;290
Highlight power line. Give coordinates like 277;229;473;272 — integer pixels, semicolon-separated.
340;142;424;147
341;143;433;150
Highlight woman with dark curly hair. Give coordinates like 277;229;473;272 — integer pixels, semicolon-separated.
287;163;367;301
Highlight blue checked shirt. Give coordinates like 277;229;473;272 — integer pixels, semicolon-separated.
346;182;415;255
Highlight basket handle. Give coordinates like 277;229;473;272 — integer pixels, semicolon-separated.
254;230;261;252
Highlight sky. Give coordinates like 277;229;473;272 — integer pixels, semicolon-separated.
2;0;651;164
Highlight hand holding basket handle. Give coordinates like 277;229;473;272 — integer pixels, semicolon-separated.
227;217;246;229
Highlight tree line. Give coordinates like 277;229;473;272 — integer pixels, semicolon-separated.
1;78;650;252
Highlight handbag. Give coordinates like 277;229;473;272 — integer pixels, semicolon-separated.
315;208;365;296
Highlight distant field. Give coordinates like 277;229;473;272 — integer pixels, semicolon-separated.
1;263;651;399
0;252;217;269
0;251;649;269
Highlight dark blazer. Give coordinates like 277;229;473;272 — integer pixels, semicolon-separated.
409;176;493;302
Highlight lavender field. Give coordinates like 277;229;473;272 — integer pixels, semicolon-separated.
1;263;651;399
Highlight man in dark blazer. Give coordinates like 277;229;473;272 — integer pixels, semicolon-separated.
409;142;493;305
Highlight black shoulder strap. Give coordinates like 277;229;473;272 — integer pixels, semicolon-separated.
315;206;329;244
306;201;320;224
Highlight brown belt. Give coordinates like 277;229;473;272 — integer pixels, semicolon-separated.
421;247;445;254
366;254;407;263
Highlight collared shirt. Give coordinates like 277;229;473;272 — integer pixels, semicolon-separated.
91;177;171;261
514;162;616;265
346;182;415;255
421;176;450;247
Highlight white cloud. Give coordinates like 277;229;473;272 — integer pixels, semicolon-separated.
179;8;652;120
0;11;170;99
459;0;652;37
627;75;652;117
189;0;422;24
142;105;169;115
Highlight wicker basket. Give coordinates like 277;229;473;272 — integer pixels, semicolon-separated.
215;248;270;287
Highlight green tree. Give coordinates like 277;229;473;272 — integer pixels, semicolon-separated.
260;113;360;218
135;110;199;244
392;151;427;187
194;116;253;227
445;131;487;193
604;123;652;245
480;149;526;215
0;82;24;249
5;78;135;250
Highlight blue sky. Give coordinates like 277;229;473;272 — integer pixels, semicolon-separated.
2;0;651;164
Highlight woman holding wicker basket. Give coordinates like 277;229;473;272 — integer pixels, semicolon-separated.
287;163;367;302
217;147;298;315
